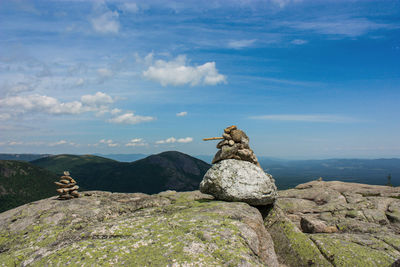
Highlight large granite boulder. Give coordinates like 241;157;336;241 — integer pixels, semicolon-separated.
200;159;277;205
0;190;279;266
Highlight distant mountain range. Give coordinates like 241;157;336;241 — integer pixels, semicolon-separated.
31;151;210;194
258;158;400;189
1;151;399;213
0;153;50;162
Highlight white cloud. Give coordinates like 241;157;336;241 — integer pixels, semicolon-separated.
99;139;119;147
143;55;227;86
49;140;67;146
81;91;114;107
119;3;139;13
156;137;176;144
0;114;11;120
76;78;85;86
271;0;302;8
91;11;120;34
8;141;23;146
0;92;114;116
176;111;187;117
286;17;397;37
227;39;256;49
126;138;147;147
291;39;308;45
156;137;193;144
108;112;155;124
111;108;122;115
177;137;193;143
97;68;113;78
250;114;360;123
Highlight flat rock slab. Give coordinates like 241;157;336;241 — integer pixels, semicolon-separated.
200;159;278;206
0;190;279;266
265;180;400;266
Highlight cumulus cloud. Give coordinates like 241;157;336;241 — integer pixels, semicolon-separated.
99;139;119;147
156;137;193;144
250;114;360;123
143;55;227;86
126;138;147;147
91;11;120;34
177;137;193;143
0;91;114;116
108;112;155;124
176;111;187;117
81;91;114;107
227;39;256;49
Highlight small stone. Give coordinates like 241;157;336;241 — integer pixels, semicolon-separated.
224;125;237;134
65;185;79;192
222;133;232;140
60;179;70;184
61;176;73;181
216;140;229;149
56;188;65;194
230;129;248;143
300;217;337;233
58;194;74;200
70;190;80;198
212;150;222;164
228;140;235;146
63;171;70;176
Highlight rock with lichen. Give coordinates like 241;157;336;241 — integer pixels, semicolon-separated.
200;159;277;205
0;190;279;266
265;180;400;267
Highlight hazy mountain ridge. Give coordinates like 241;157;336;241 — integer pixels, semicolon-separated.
258;158;400;189
0;153;50;162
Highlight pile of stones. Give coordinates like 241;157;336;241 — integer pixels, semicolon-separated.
200;125;277;206
55;171;80;200
212;125;260;167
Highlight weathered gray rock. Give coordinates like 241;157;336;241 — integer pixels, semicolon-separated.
200;159;277;205
265;180;400;266
0;190;279;267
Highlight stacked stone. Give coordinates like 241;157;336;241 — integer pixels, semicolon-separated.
55;171;80;200
212;125;261;167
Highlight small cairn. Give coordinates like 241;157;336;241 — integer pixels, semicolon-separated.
55;171;80;200
204;125;261;167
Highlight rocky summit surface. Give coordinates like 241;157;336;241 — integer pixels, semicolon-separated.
200;159;277;205
0;190;278;266
266;180;400;267
0;180;400;266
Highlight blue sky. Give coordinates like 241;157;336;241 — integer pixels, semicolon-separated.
0;0;399;159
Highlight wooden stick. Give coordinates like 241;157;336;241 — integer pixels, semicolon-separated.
203;137;224;141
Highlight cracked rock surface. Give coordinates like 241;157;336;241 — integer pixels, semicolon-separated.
265;180;400;266
200;159;278;205
0;190;278;266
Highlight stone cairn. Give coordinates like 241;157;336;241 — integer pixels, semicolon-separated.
204;125;261;168
55;171;80;200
